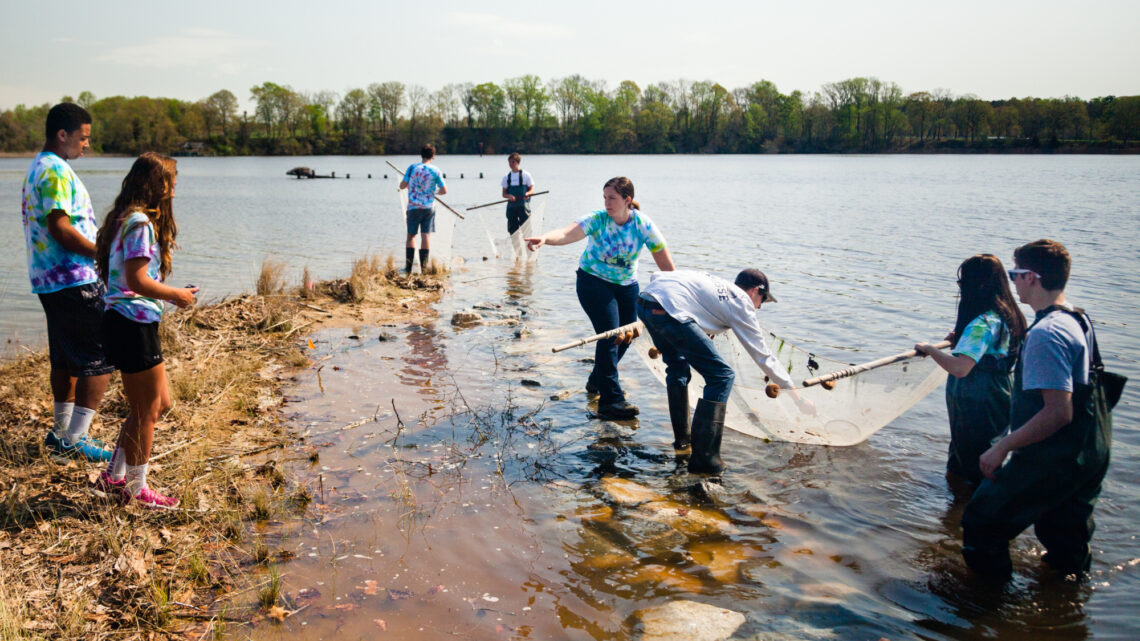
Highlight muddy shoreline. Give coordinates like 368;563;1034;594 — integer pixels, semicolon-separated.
0;256;446;638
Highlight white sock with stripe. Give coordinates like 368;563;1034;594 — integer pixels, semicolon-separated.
125;463;149;497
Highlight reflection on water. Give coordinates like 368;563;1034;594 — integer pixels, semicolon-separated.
1;155;1134;638
397;324;448;395
254;251;1134;640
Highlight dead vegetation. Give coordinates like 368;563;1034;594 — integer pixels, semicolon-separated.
0;254;444;639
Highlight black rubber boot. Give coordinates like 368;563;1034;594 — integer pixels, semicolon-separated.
597;400;639;420
667;385;690;450
688;398;727;475
419;249;430;273
405;247;415;273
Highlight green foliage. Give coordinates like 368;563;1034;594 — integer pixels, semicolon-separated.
2;79;1136;155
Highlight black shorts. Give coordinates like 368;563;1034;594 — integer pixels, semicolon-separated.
101;309;164;374
406;208;436;234
37;281;115;377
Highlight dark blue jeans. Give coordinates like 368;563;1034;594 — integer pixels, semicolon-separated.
576;269;639;404
637;299;735;403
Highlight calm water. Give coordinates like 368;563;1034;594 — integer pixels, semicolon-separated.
2;155;1138;639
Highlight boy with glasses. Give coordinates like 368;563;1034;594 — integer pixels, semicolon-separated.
961;239;1112;578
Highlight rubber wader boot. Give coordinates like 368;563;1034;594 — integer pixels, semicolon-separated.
667;385;691;450
688;398;727;475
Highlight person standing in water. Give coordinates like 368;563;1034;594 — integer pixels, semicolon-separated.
399;144;447;273
22;103;115;461
638;269;814;475
961;240;1113;579
501;152;534;236
915;254;1026;487
526;176;675;420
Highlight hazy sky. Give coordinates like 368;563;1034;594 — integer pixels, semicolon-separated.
2;0;1137;111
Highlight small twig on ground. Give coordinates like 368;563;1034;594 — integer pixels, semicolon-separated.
150;436;206;462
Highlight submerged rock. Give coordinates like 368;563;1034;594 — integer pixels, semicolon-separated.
450;310;484;326
628;499;736;538
688;540;766;582
599;476;665;506
549;388;576;401
632;599;745;641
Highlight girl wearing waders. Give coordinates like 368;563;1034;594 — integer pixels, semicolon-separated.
916;254;1026;486
501;153;534;236
93;153;197;508
525;177;676;420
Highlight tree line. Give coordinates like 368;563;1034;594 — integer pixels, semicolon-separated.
2;77;1138;156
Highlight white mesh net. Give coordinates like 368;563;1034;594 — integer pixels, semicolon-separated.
493;195;546;263
399;188;455;268
633;329;946;446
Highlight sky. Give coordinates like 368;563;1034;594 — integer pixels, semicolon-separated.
2;0;1138;112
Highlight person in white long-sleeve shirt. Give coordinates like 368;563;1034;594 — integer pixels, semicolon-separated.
637;268;812;475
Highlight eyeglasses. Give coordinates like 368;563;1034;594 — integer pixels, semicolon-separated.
1007;269;1040;282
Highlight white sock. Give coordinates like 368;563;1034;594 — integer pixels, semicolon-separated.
64;406;96;445
105;447;127;481
125;463;149;497
53;402;74;436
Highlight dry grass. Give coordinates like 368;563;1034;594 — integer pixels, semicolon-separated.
255;257;287;296
0;254;446;638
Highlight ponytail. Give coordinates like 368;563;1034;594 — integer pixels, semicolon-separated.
603;176;637;211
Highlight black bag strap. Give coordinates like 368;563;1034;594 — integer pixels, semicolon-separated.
1040;305;1105;373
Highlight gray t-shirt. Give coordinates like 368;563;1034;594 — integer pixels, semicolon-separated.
1021;308;1090;393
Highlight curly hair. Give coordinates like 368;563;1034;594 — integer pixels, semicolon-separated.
95;152;179;283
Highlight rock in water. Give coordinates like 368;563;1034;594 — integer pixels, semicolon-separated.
599;476;665;506
632;600;745;641
450;310;483;326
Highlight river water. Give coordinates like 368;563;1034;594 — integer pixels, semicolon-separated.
1;155;1137;639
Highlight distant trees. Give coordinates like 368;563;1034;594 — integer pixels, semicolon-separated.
1;76;1137;155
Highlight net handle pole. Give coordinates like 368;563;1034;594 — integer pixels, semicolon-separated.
552;320;645;353
801;340;951;387
465;191;550;211
385;160;465;220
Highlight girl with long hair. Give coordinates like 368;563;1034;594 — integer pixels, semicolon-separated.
916;254;1027;486
525;177;675;420
93;152;197;508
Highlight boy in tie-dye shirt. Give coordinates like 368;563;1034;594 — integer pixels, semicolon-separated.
399;144;447;273
21;103;114;462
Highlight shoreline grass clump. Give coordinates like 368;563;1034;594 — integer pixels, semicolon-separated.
0;253;447;637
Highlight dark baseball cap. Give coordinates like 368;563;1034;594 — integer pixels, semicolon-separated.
734;268;777;303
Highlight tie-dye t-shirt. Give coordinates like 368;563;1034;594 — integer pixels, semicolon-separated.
104;212;165;323
403;162;445;210
21;151;99;293
574;209;666;285
952;310;1012;362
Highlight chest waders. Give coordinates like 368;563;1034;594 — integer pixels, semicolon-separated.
505;171;530;235
961;307;1113;578
945;349;1016;484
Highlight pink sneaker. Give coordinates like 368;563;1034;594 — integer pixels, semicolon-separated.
94;471;126;495
125;485;180;509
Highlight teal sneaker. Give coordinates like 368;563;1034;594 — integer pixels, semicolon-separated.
45;433;113;462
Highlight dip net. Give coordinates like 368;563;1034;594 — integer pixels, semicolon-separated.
399;188;455;267
634;329;946;446
493;195;546;263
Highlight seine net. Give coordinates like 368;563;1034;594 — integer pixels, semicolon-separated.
493;194;546;263
399;188;455;267
634;328;946;446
